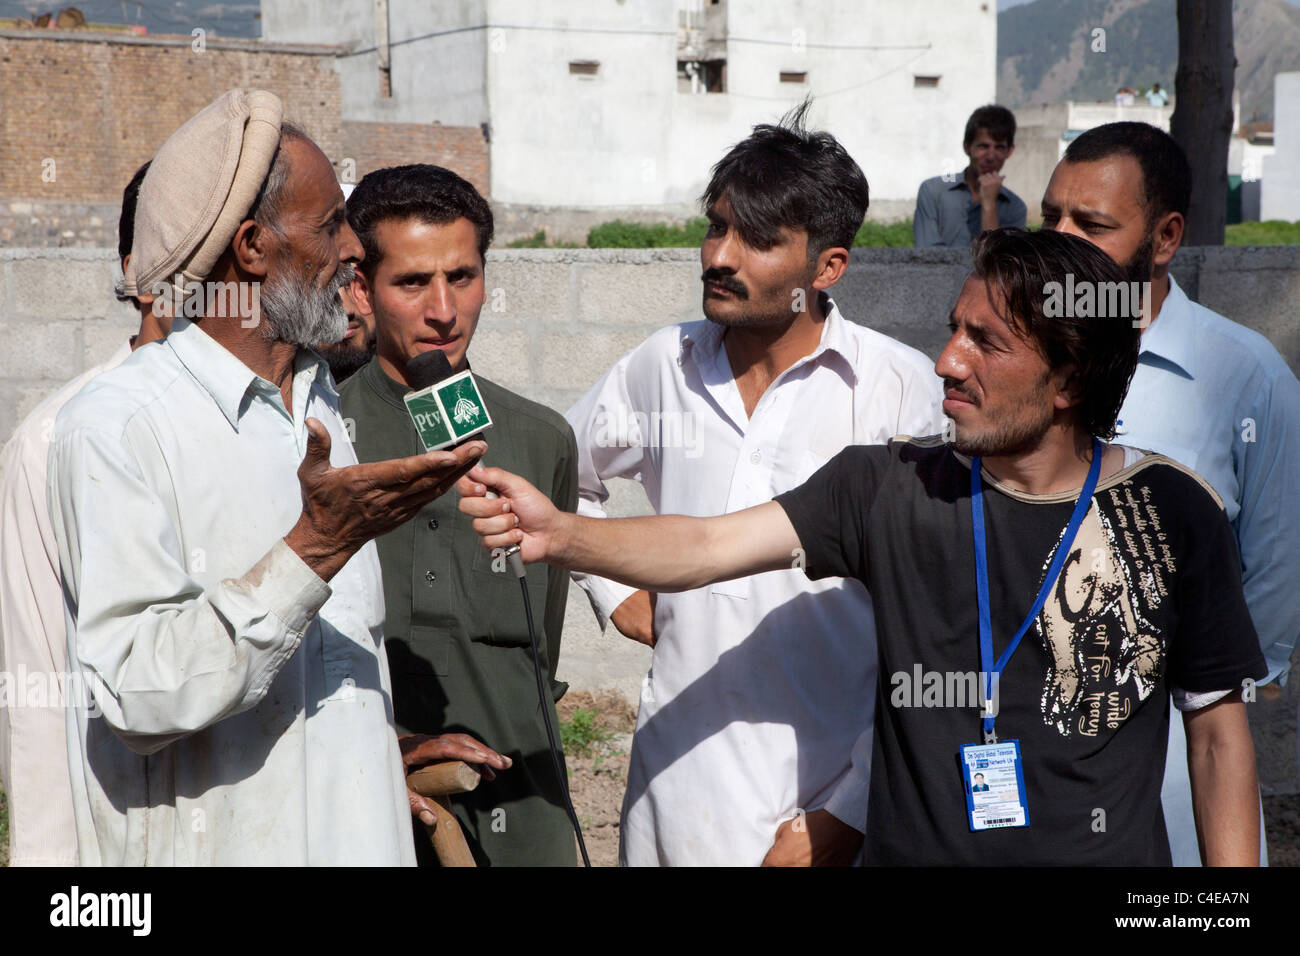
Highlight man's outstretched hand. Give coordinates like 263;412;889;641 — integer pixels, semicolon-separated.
399;733;513;827
456;464;565;565
287;418;486;582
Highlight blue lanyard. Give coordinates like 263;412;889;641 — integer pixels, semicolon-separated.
970;439;1102;742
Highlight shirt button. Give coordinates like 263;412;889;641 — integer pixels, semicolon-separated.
427;518;439;531
750;450;762;465
424;570;436;585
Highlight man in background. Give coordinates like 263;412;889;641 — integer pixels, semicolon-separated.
340;164;579;866
568;103;942;866
914;105;1027;248
319;180;377;385
1041;121;1300;865
320;278;376;384
0;160;165;866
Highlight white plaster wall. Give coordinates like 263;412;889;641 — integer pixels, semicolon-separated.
262;0;489;126
262;0;997;210
1262;73;1300;222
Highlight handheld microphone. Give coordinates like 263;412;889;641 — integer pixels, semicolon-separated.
403;349;591;866
405;351;518;571
405;350;493;449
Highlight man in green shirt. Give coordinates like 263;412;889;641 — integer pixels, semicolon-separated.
339;164;579;866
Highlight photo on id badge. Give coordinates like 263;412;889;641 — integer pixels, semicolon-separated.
960;740;1030;831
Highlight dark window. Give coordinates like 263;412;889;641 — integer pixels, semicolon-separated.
678;59;726;93
780;71;807;84
569;60;600;76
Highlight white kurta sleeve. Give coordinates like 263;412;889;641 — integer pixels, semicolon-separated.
48;423;330;755
0;424;82;864
821;724;872;835
565;350;651;630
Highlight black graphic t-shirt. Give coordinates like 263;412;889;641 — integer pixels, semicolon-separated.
775;437;1266;866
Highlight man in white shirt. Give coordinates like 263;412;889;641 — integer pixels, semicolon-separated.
0;161;165;866
568;102;942;866
46;90;499;865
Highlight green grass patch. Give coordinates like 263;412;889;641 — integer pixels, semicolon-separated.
505;229;582;249
510;218;1300;251
1225;220;1300;246
560;707;614;758
853;218;915;247
587;218;711;248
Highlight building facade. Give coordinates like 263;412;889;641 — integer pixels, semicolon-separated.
262;0;998;236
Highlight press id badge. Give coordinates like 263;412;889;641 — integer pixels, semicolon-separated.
960;740;1030;831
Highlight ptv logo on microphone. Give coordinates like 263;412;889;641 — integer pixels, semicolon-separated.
404;368;494;451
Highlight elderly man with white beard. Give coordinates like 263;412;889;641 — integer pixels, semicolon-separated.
46;90;504;866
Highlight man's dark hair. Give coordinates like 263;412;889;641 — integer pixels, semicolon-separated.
1062;122;1191;226
970;228;1141;440
115;160;151;303
346;164;494;276
118;161;151;265
964;105;1016;149
701;98;869;260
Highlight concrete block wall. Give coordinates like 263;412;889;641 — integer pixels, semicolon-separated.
3;244;1299;790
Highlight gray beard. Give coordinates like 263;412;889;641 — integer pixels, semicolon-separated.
259;262;353;348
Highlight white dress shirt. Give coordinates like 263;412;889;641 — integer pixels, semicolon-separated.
567;296;944;866
1116;276;1298;868
46;316;414;866
0;339;133;866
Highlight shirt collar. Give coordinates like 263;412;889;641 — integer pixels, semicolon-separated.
1139;274;1197;379
364;355;415;410
679;292;860;385
362;354;479;411
166;316;335;430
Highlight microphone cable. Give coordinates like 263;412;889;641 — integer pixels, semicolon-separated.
500;544;592;868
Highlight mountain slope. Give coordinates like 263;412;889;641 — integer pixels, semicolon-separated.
998;0;1300;121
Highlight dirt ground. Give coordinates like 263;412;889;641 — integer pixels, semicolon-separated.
1264;795;1300;867
558;689;637;867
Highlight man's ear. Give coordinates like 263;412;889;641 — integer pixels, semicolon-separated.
350;268;375;316
1053;367;1083;412
811;245;850;291
1005;143;1016;162
230;219;273;278
1151;210;1184;267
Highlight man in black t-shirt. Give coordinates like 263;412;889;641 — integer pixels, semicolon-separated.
456;228;1265;866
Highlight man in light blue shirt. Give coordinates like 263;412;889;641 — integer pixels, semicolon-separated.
914;105;1027;247
1042;121;1300;866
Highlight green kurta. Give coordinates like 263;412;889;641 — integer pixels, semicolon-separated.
340;357;578;866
